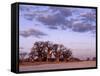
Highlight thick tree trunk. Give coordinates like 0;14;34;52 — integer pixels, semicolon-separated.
56;57;59;63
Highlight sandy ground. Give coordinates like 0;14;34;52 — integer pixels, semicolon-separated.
19;61;96;71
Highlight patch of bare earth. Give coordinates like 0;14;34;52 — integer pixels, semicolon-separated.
19;61;96;71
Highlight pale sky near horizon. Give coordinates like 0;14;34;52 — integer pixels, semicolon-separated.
19;4;96;60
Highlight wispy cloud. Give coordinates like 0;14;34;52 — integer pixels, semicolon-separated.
20;28;47;38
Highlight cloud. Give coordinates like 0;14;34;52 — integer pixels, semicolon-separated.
80;12;96;23
19;5;30;12
20;5;96;34
20;5;72;23
37;13;96;33
37;13;73;30
50;7;72;17
36;7;72;30
48;26;58;30
38;13;66;26
20;28;47;38
74;10;96;33
20;5;50;21
37;13;74;30
23;14;35;21
72;23;95;32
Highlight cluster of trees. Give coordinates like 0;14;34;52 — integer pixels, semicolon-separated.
86;57;96;61
19;41;73;63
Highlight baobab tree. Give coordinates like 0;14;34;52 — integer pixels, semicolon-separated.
53;44;72;62
30;41;73;63
53;44;60;62
44;41;53;62
63;49;72;61
31;41;49;62
34;41;44;62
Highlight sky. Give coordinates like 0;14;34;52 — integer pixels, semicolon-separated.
19;4;96;60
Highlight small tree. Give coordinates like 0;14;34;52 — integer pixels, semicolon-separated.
92;57;96;61
86;57;90;61
19;52;27;63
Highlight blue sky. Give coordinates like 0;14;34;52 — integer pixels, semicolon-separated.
19;5;96;60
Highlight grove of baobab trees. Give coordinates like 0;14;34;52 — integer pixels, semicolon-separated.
19;41;72;63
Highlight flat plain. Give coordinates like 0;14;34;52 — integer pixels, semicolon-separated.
19;61;96;71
